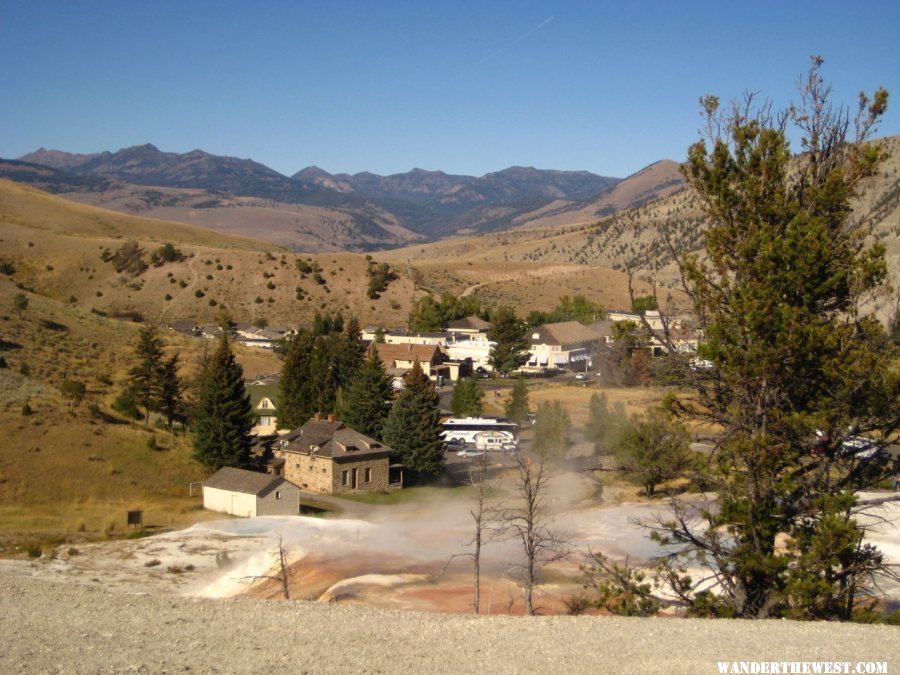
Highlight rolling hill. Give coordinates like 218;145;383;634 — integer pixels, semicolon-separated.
14;144;641;242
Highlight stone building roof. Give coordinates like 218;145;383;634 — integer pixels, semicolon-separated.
281;418;393;461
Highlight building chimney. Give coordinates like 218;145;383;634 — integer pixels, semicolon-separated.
327;413;336;423
314;412;321;422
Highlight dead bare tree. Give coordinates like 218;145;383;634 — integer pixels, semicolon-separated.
242;535;293;600
500;450;569;615
433;454;499;614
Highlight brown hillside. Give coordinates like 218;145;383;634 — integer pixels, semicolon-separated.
62;184;423;252
1;180;665;327
389;135;900;306
510;160;685;230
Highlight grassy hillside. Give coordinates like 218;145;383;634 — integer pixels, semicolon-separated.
0;180;423;327
0;276;283;550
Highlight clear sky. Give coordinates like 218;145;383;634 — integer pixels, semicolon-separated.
2;1;899;179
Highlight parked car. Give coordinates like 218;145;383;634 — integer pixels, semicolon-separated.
575;372;587;381
457;448;487;459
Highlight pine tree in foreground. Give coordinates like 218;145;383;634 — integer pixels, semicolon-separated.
193;335;254;471
586;59;899;621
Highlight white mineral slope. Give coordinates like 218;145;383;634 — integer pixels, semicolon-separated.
2;576;898;674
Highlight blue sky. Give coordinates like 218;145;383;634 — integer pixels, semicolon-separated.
2;1;899;178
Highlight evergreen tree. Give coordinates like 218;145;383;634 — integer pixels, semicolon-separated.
340;348;394;438
158;354;185;432
382;361;444;478
279;330;315;428
193;335;254;470
128;326;164;425
451;376;484;417
332;316;365;391
613;407;692;497
585;392;627;455
594;60;899;620
488;306;530;374
503;376;530;425
279;318;365;428
532;400;570;457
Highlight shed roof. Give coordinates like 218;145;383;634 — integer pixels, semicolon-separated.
203;467;290;497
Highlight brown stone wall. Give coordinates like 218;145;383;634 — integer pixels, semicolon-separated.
332;457;390;494
276;451;391;494
278;452;335;493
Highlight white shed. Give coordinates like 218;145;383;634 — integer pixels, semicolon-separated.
202;467;301;517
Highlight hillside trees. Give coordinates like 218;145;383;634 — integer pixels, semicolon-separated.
109;240;148;275
12;293;28;317
60;378;86;413
124;326;184;428
598;59;899;620
408;293;484;332
128;326;165;424
366;261;398;299
488;306;530;373
382;361;444;478
526;294;606;327
193;335;254;470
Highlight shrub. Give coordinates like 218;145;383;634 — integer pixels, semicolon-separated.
112;389;142;420
194;290;205;298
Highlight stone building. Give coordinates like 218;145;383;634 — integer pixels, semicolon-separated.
273;415;403;495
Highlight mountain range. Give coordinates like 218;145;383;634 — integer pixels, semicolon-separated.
9;144;681;249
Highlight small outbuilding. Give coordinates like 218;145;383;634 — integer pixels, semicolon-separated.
202;467;300;517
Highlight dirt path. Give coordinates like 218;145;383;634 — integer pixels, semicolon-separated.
157;254;200;323
2;575;898;674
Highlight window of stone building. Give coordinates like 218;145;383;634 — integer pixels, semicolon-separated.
275;491;282;500
365;468;372;483
341;470;349;486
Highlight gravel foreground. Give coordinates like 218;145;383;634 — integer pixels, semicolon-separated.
2;577;898;674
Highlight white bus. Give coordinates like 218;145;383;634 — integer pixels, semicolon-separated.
441;417;518;450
